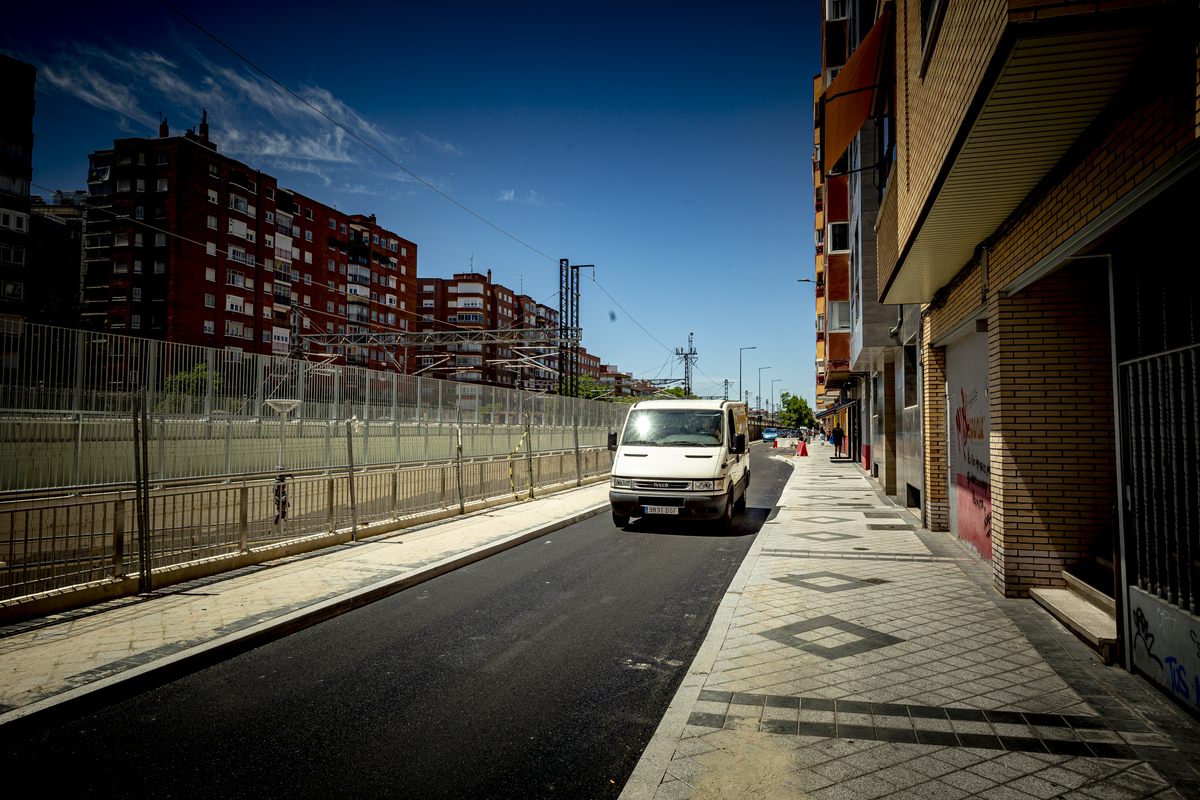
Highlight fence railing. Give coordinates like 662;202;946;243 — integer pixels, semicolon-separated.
0;321;629;491
1120;343;1200;614
1;446;615;604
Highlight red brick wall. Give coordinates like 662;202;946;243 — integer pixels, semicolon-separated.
988;262;1116;597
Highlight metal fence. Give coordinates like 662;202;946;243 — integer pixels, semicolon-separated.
0;321;629;491
1;446;615;603
1120;342;1200;614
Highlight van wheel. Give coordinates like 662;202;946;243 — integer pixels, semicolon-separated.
735;489;747;512
612;510;630;527
719;492;735;531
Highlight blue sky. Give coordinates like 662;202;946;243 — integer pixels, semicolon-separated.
7;1;820;411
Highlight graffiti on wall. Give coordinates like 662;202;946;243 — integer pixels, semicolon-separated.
1131;588;1200;712
952;384;992;560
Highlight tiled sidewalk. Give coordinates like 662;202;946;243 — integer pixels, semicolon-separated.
0;482;610;727
622;452;1200;800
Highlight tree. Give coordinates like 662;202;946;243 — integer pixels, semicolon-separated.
779;392;816;428
158;363;224;412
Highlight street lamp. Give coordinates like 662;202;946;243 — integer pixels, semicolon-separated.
739;346;755;408
758;366;771;416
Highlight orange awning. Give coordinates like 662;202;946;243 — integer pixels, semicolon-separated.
821;7;894;177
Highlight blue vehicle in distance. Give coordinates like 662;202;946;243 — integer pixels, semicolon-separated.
762;427;778;444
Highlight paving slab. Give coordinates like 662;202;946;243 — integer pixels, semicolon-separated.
621;451;1200;800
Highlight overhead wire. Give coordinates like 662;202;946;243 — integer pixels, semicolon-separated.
82;3;685;381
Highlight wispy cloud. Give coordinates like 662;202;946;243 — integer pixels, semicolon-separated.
496;189;546;206
418;132;463;156
29;38;442;183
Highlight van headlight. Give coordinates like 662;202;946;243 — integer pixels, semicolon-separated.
693;479;723;491
612;477;631;488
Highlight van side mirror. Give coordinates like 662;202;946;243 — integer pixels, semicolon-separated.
732;433;746;454
607;431;619;451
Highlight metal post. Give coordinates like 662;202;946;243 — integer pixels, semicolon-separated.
525;411;534;500
112;497;125;578
346;418;358;541
72;330;85;486
455;408;465;513
238;486;248;552
573;398;582;487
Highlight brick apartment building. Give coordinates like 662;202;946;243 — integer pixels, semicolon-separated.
819;0;1199;699
413;270;560;391
82;114;417;370
814;0;925;509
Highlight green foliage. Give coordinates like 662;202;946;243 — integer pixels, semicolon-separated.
779;392;816;428
157;363;224;412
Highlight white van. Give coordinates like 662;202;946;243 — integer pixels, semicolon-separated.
607;399;750;529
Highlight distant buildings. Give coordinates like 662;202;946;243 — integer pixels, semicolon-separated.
413;270;559;390
82;114;417;370
1;62;629;396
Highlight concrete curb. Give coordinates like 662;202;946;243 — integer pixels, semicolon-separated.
618;462;800;800
0;500;611;740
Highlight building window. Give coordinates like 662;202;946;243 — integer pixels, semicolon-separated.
136;179;145;192
904;345;919;408
830;301;851;331
828;222;850;253
158;153;168;165
154;261;165;274
207;242;217;256
157;179;168;192
131;315;141;329
205;267;216;281
340;223;347;234
305;209;313;220
155;234;166;247
133;260;142;274
229;194;247;213
204;320;214;333
117;180;130;193
207;215;218;229
328;219;336;229
205;293;216;307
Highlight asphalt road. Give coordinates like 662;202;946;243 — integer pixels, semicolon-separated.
5;444;794;799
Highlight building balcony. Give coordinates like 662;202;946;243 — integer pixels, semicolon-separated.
346;310;371;324
346;293;369;307
348;273;371;287
345;354;369;366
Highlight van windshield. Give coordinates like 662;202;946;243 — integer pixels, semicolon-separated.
621;409;723;447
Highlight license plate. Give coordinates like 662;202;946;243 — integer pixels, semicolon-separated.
644;505;679;515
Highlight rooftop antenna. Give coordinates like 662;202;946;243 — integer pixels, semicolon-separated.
519;274;523;294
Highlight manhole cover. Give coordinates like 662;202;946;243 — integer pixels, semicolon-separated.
853;547;869;551
859;578;891;585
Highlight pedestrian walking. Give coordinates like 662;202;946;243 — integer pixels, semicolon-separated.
831;422;845;458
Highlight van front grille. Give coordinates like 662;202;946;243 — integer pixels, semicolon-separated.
632;479;691;490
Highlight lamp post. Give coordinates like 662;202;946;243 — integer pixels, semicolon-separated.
771;379;781;421
758;366;771;417
739;346;755;409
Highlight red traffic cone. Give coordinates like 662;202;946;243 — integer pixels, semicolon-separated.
772;438;777;447
797;441;808;456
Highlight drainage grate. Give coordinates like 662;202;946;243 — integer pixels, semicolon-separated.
859;578;891;585
863;511;900;519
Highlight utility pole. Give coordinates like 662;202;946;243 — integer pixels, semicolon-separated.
558;259;593;397
723;379;730;400
674;332;698;398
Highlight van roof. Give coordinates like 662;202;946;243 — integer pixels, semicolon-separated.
631;399;742;411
